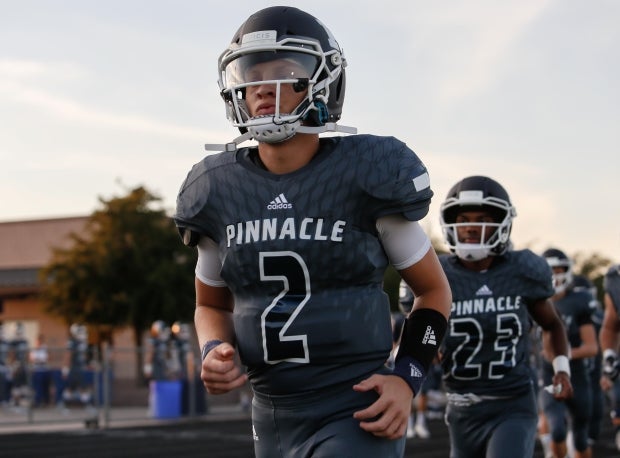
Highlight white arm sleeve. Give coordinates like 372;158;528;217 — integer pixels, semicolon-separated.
376;215;432;270
196;237;227;287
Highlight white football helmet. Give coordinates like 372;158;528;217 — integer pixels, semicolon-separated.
70;323;88;342
543;248;573;294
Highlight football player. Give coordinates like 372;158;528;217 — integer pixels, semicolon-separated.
174;6;451;457
62;323;92;405
540;249;598;458
599;263;620;451
573;274;605;447
437;176;572;458
9;322;29;408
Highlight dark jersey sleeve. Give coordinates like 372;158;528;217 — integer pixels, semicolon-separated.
513;249;555;305
604;265;620;315
174;152;235;244
350;135;433;222
574;291;595;327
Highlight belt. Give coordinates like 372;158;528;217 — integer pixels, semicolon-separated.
446;392;514;407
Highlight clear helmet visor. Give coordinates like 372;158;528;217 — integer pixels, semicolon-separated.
220;51;322;143
223;51;319;88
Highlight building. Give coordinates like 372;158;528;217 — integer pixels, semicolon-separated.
0;215;135;373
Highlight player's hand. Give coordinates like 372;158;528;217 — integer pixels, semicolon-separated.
603;351;620;381
352;374;413;439
600;375;614;391
200;342;247;395
550;372;573;400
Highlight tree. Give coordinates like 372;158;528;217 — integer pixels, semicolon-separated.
572;251;614;304
40;186;196;380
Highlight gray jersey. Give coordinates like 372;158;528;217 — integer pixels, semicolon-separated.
439;249;554;397
604;264;620;315
175;135;433;395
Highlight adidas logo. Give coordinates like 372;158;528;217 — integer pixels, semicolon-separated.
421;326;437;345
267;193;293;210
409;362;424;378
475;284;493;296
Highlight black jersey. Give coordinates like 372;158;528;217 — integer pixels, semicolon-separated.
552;289;594;377
604;264;620;315
175;135;433;395
439;249;554;397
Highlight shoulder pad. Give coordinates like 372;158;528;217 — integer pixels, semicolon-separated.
343;135;433;221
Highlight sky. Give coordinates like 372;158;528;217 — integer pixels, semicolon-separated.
1;0;618;261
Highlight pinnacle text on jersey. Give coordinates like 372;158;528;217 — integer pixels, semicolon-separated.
226;217;347;247
451;295;522;316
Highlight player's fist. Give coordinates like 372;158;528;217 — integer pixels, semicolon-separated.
603;349;620;381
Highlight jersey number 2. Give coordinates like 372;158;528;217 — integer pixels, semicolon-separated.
259;251;311;364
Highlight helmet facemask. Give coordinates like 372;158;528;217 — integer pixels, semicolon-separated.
218;33;343;144
440;192;515;262
544;252;573;294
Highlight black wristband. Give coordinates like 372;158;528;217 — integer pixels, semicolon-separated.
393;356;427;396
395;308;447;373
201;339;223;361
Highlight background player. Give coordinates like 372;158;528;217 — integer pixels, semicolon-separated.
9;322;30;408
540;248;598;458
174;6;452;457
437;175;572;458
599;263;620;451
62;323;92;407
573;274;605;448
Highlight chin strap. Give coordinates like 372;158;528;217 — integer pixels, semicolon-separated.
205;131;254;152
296;123;357;135
204;122;358;152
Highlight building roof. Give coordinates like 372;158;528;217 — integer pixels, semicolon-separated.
0;216;88;269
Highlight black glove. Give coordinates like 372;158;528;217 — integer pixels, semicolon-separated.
603;350;620;381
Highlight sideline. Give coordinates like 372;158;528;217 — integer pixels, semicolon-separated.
0;404;249;435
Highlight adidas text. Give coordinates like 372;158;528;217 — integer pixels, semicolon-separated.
267;202;292;210
267;193;293;210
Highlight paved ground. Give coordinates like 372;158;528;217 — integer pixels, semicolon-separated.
0;409;618;458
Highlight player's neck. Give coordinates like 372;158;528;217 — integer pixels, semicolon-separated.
460;256;494;272
551;290;567;301
257;133;320;174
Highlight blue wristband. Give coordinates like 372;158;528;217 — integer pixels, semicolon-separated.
393;355;427;396
201;339;223;361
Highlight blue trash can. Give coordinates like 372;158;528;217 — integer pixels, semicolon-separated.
150;380;181;419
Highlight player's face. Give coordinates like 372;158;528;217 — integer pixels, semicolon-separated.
455;210;497;243
551;266;569;289
244;59;309;117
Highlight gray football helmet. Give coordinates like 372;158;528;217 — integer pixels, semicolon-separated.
440;176;516;261
211;6;354;149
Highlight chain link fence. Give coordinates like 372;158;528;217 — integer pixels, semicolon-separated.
0;343;230;429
